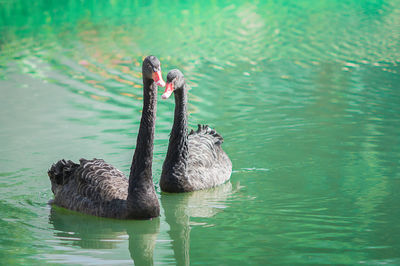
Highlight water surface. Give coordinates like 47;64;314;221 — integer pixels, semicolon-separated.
1;0;400;264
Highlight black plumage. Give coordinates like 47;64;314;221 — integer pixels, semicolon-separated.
160;69;232;193
48;55;164;219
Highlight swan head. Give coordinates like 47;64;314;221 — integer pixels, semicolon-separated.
142;55;166;87
162;69;185;99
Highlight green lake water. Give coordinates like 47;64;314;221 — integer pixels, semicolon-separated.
1;0;400;264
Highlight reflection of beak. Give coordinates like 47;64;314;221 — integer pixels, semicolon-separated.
152;71;166;87
162;82;174;99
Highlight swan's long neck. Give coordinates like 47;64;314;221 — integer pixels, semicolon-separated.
165;85;189;175
127;78;158;212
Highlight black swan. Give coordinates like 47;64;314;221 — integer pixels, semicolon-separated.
48;55;165;219
159;69;232;192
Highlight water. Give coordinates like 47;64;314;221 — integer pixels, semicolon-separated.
1;0;400;264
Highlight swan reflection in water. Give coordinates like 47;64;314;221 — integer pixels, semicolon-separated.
161;181;240;266
49;181;239;265
49;207;160;265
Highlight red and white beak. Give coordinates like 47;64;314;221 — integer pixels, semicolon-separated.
152;71;166;87
162;82;174;99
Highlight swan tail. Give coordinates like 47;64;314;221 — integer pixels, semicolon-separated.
48;159;79;186
189;124;224;145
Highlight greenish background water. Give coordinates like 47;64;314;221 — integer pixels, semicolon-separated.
1;0;400;264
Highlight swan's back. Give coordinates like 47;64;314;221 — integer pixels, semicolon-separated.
186;125;232;190
48;158;129;218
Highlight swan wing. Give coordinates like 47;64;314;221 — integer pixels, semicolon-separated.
186;125;232;190
188;124;223;145
49;158;129;217
74;158;129;202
